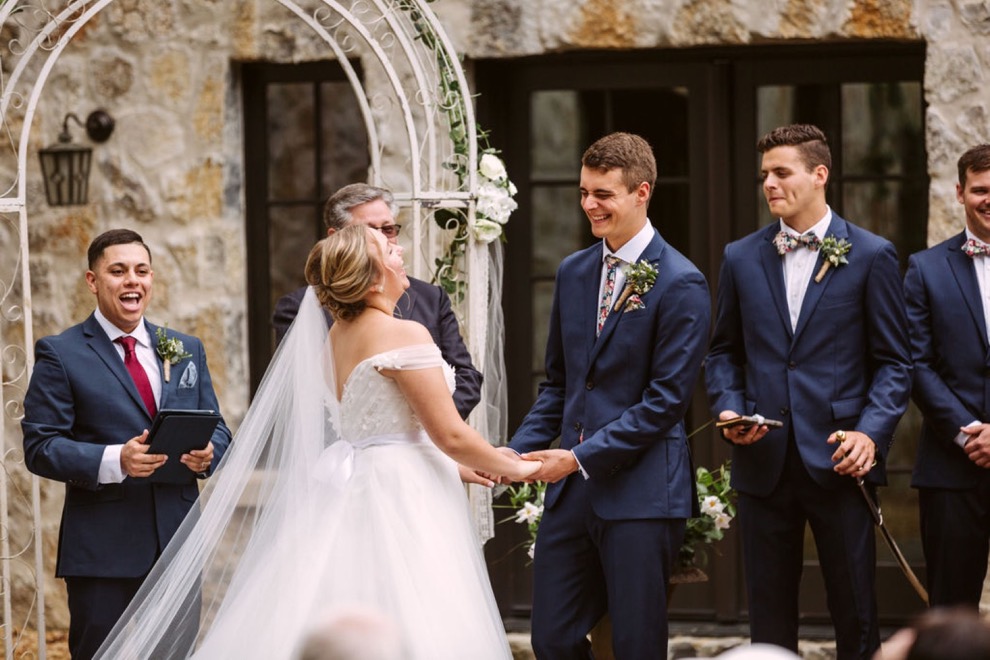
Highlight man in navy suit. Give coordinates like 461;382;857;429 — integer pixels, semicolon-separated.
905;143;990;609
272;183;482;420
706;124;912;658
22;228;232;659
509;132;711;659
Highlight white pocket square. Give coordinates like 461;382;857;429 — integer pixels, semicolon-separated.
178;363;198;389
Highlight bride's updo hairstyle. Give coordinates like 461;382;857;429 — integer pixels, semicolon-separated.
305;225;384;322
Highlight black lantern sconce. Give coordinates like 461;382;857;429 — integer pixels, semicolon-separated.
38;109;115;206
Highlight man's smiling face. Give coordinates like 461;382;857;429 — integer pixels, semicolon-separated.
86;243;153;333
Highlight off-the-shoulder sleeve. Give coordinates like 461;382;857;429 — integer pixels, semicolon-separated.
370;343;446;371
370;344;455;394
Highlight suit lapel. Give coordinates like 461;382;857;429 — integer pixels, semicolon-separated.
84;315;152;418
758;224;793;338
146;320;170;409
791;216;849;345
947;233;989;351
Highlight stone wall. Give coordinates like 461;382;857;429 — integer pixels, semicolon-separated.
2;0;989;633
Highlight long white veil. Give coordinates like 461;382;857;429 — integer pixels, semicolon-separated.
96;288;339;658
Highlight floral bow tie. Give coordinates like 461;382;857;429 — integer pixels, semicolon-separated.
963;238;990;258
773;230;822;255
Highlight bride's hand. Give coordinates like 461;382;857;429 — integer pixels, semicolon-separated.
457;464;495;488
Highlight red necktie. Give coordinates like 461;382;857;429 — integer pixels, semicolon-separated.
116;336;157;417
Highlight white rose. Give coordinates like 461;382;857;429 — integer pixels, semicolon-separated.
479;153;508;181
477;182;518;225
470;218;503;243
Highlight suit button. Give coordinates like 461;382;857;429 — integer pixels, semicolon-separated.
573;422;581;432
788;361;797;370
586;380;594;390
780;407;790;416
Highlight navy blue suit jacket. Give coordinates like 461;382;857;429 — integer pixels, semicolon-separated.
706;215;912;496
510;229;711;520
272;277;482;419
905;231;990;489
22;315;232;579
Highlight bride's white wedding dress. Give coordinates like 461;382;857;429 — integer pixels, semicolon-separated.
96;290;511;659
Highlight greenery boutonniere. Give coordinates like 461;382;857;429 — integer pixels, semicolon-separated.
156;325;192;382
814;237;852;283
613;259;658;312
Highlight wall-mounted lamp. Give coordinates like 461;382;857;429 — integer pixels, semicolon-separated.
38;109;115;206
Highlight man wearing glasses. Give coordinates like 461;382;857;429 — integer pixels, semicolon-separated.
272;183;482;420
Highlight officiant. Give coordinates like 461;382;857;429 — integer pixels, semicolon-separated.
21;228;232;660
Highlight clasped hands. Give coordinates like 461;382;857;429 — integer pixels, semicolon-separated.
459;447;575;488
120;430;215;478
719;410;877;477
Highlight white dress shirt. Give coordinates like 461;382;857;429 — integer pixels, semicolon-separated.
780;209;832;331
94;310;162;483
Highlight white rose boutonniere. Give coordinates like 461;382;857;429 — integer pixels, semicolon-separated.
613;259;658;313
156;325;192;382
814;237;852;282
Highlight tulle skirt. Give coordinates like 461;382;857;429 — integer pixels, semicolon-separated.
191;434;511;659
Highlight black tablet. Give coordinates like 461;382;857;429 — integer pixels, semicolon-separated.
144;409;221;484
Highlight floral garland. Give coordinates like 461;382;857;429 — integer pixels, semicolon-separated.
396;0;518;302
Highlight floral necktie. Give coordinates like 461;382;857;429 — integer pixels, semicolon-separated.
963;238;990;258
597;255;622;336
774;231;822;255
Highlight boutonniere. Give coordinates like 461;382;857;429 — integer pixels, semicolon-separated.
613;259;658;312
814;237;852;283
156;325;192;382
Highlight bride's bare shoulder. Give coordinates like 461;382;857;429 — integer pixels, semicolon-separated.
387;317;432;345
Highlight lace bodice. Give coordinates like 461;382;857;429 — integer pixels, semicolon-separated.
337;344;454;441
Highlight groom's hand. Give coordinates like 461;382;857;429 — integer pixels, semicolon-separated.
521;449;577;483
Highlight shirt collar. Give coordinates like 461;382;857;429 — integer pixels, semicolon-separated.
602;221;655;265
94;308;151;348
779;206;832;240
965;228;986;245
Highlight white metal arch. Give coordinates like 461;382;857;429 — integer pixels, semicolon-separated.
0;1;493;656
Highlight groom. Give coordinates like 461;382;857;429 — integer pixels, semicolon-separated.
509;132;711;659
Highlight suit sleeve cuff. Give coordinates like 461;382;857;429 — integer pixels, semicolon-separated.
99;445;126;484
571;450;589;480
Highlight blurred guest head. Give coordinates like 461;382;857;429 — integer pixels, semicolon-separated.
296;605;404;660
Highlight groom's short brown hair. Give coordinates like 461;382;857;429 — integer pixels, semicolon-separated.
582;132;657;198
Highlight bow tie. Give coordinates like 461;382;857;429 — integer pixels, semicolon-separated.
774;231;821;255
963;238;990;258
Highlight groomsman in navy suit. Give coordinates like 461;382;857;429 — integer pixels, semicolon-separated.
22;228;232;659
509;132;711;659
706;124;912;658
905;143;990;609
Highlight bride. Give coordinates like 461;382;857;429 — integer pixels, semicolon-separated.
96;225;539;659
